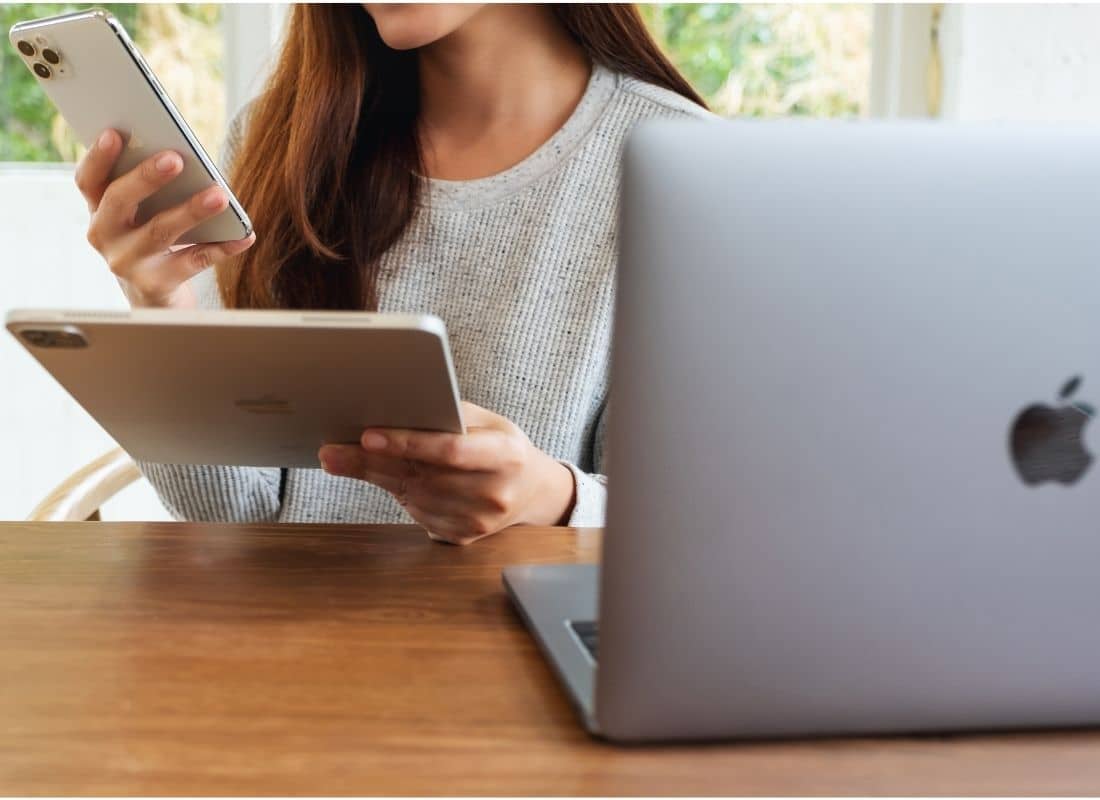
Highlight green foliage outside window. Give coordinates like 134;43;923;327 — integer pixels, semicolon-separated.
640;3;871;118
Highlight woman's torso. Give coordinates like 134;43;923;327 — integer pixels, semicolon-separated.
193;65;709;524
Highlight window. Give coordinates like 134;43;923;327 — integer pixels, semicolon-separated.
0;2;875;165
642;3;872;118
0;3;223;162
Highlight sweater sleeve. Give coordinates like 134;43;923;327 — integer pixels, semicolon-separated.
560;402;608;528
136;106;284;523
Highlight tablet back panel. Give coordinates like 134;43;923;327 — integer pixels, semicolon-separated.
7;310;463;467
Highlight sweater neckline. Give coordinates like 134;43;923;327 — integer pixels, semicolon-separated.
421;64;618;211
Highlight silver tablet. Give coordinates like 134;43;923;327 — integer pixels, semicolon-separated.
7;308;465;467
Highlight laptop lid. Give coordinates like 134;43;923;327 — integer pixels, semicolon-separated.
597;121;1100;741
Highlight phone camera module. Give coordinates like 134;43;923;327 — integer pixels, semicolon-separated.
32;62;51;79
42;48;60;65
16;40;35;57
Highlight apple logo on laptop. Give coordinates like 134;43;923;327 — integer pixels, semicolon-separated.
1010;376;1095;486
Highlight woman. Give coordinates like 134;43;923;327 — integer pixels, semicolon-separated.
75;3;709;543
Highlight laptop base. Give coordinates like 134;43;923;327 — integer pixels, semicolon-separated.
502;563;599;734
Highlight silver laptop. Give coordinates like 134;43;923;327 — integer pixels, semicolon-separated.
504;120;1100;743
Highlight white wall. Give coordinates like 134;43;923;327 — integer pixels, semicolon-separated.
940;4;1100;121
0;167;171;520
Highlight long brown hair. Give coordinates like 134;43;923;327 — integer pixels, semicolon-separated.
218;4;705;311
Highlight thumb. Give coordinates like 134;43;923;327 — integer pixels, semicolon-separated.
460;401;511;431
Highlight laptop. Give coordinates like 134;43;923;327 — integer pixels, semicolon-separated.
503;120;1100;743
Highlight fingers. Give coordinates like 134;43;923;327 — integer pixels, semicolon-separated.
108;184;239;262
319;445;464;521
319;445;404;491
92;148;184;238
405;470;509;517
165;233;256;278
409;510;497;547
108;233;255;304
458;400;506;428
320;447;408;484
360;402;519;470
74;129;123;212
140;185;233;253
77;130;254;309
318;445;509;517
360;425;524;471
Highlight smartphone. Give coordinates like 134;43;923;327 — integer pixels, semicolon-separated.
9;8;252;244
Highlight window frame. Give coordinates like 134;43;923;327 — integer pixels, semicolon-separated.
221;3;288;126
870;4;937;119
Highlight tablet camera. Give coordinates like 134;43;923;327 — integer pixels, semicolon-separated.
20;328;87;349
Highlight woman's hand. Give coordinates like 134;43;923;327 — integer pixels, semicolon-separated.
75;128;256;309
318;402;576;544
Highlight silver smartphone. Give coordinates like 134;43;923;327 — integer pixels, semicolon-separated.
9;8;252;244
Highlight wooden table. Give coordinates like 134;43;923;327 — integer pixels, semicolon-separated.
4;522;1100;795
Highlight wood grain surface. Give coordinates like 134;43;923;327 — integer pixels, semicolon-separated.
3;521;1100;795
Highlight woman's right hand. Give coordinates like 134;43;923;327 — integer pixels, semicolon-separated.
75;128;256;309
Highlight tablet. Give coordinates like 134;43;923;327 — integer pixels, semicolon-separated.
7;308;465;467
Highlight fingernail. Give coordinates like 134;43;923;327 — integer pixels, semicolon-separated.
362;432;387;450
155;153;179;173
228;234;254;252
98;130;113;149
202;189;224;210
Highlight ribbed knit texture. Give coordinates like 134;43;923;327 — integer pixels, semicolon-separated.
140;66;709;526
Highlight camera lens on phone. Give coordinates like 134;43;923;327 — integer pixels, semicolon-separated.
32;62;51;79
16;40;35;57
42;48;60;65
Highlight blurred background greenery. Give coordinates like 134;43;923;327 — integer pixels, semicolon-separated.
640;4;870;117
0;3;870;163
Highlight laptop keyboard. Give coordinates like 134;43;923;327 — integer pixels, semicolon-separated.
570;619;599;660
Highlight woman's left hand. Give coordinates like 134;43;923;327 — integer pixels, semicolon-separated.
318;402;576;544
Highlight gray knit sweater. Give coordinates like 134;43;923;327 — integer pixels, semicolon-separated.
140;65;709;526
